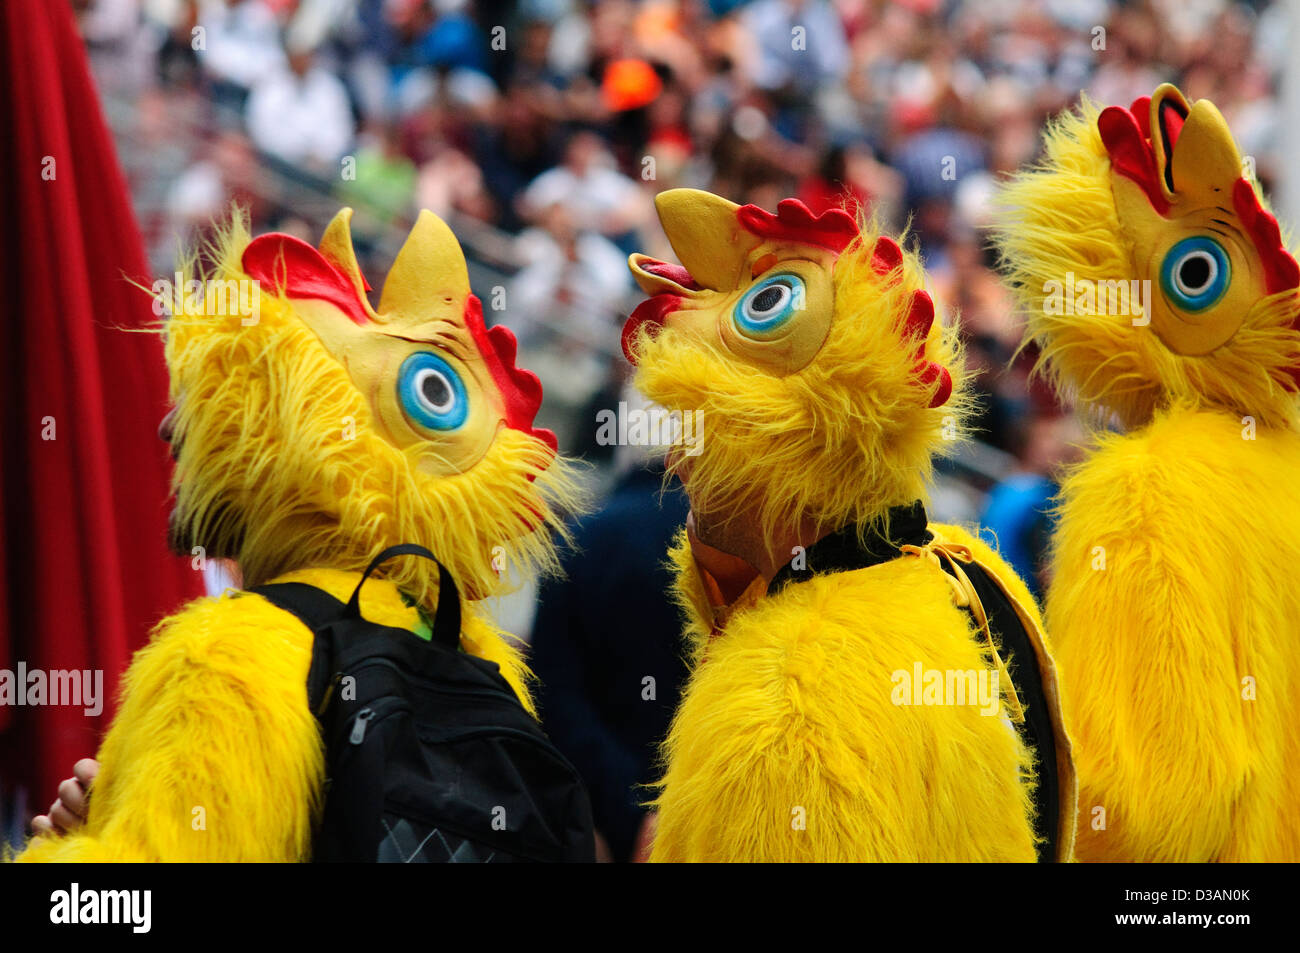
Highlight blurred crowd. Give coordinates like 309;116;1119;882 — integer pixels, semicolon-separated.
77;0;1287;462
69;0;1287;861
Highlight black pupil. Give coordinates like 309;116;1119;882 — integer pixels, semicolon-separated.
1180;254;1211;290
422;373;451;408
752;285;785;313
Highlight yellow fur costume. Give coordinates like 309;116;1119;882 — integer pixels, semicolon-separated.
17;209;580;862
624;190;1075;861
991;85;1300;861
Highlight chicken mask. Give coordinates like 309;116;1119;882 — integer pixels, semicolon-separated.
163;208;578;604
623;189;963;543
994;84;1300;428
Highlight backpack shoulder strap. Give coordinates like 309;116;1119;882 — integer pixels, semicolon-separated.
344;544;461;650
250;581;347;632
249;544;462;649
247;582;348;716
247;543;462;716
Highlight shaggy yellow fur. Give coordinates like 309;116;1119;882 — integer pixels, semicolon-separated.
16;211;567;861
991;90;1300;861
633;223;971;547
990;99;1300;432
650;522;1053;862
15;569;526;861
632;208;1072;861
1048;407;1300;861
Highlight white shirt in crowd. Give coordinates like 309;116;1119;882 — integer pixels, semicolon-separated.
197;0;286;90
520;165;642;236
246;65;356;168
510;227;632;347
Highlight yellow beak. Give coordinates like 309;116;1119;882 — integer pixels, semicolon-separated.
1148;83;1241;206
631;188;763;293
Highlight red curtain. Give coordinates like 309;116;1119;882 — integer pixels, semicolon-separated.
0;0;203;807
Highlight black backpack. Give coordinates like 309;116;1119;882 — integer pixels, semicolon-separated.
250;544;596;863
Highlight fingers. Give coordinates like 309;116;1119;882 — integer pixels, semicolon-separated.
29;759;99;838
73;758;99;788
49;797;84;833
633;811;658;863
57;776;89;819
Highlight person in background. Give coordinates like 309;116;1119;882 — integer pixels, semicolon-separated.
196;0;286;110
245;38;355;176
340;120;418;229
509;201;632;352
979;411;1083;599
530;401;690;863
517;130;649;255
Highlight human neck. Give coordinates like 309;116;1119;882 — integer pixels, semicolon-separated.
688;506;829;582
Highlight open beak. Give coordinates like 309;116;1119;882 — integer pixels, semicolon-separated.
623;189;763;363
1101;83;1243;214
628;254;701;297
627;187;766;298
1141;84;1242;206
648;189;757;292
1148;84;1190;199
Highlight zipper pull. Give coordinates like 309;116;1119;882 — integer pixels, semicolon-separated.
350;707;375;745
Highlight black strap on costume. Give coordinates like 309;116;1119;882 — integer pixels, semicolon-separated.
343;543;461;649
250;544;462;715
768;502;933;591
768;502;1059;863
252;544;459;649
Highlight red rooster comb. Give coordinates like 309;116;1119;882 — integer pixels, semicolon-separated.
736;198;861;254
463;296;555;452
901;289;952;408
865;235;950;408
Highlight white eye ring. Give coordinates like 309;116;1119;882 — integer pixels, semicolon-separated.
413;367;456;415
742;281;793;322
1174;250;1218;296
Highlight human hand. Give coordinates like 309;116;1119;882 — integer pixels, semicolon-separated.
30;758;98;836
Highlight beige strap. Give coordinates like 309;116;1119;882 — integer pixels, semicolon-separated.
900;541;1025;724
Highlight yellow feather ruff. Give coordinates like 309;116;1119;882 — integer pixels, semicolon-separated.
649;525;1043;862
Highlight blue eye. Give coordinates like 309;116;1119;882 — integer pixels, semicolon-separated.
397;352;468;431
734;273;805;336
1161;237;1230;312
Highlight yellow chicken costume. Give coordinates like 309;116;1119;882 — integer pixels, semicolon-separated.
992;84;1300;861
16;208;580;861
623;190;1076;861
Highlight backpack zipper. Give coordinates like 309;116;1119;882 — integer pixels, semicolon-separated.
349;707;377;744
343;696;410;746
